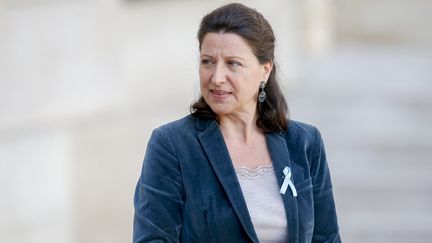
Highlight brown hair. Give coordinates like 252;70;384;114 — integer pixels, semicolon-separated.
191;3;288;133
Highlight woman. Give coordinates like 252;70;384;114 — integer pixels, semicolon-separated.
133;3;341;243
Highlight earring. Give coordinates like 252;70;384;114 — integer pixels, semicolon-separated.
258;81;266;103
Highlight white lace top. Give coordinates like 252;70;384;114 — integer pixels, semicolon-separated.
235;164;288;243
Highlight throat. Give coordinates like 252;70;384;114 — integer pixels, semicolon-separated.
222;130;271;169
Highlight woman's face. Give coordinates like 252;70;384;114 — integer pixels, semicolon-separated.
199;32;272;117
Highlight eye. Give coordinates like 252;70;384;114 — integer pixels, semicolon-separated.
200;58;214;65
227;60;242;67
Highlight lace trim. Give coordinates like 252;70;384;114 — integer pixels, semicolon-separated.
235;163;274;179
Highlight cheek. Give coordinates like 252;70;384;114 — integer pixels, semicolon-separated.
199;69;210;86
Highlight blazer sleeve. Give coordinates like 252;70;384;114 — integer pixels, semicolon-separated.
133;128;184;243
310;127;342;243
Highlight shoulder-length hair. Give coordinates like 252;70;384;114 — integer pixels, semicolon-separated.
191;3;288;133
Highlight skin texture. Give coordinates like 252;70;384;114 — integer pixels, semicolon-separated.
199;32;273;168
199;32;272;123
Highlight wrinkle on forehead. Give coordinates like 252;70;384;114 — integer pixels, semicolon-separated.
200;32;255;60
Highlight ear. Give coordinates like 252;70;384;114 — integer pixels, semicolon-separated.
262;60;273;81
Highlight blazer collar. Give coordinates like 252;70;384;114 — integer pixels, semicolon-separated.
196;118;299;243
266;132;299;243
197;118;259;242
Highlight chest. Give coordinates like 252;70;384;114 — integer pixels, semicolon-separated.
225;137;272;169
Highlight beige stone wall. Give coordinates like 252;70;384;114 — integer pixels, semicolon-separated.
336;0;432;46
1;0;431;242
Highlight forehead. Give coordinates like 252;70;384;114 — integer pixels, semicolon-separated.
200;32;255;57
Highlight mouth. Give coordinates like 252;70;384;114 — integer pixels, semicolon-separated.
209;89;232;100
210;89;232;95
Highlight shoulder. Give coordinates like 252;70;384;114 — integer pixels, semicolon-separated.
151;115;207;143
145;115;199;156
156;115;197;133
283;120;324;153
286;120;320;139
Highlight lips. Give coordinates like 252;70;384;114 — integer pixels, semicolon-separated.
210;89;232;100
211;89;232;95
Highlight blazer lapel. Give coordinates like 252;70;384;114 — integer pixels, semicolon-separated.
266;132;299;243
197;119;259;243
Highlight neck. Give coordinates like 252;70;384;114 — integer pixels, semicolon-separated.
218;110;261;144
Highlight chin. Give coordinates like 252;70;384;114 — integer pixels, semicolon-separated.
208;103;233;116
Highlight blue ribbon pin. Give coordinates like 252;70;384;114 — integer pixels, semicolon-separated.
280;166;297;197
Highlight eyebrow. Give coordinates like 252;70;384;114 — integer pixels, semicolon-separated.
200;54;246;61
199;54;214;58
226;55;245;61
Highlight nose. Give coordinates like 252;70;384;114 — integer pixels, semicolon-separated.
211;63;226;85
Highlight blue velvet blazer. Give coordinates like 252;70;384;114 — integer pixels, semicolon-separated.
133;115;341;243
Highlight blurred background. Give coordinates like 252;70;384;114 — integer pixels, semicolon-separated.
1;0;431;242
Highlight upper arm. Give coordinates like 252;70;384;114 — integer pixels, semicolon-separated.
133;128;184;243
310;128;332;200
310;127;341;243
